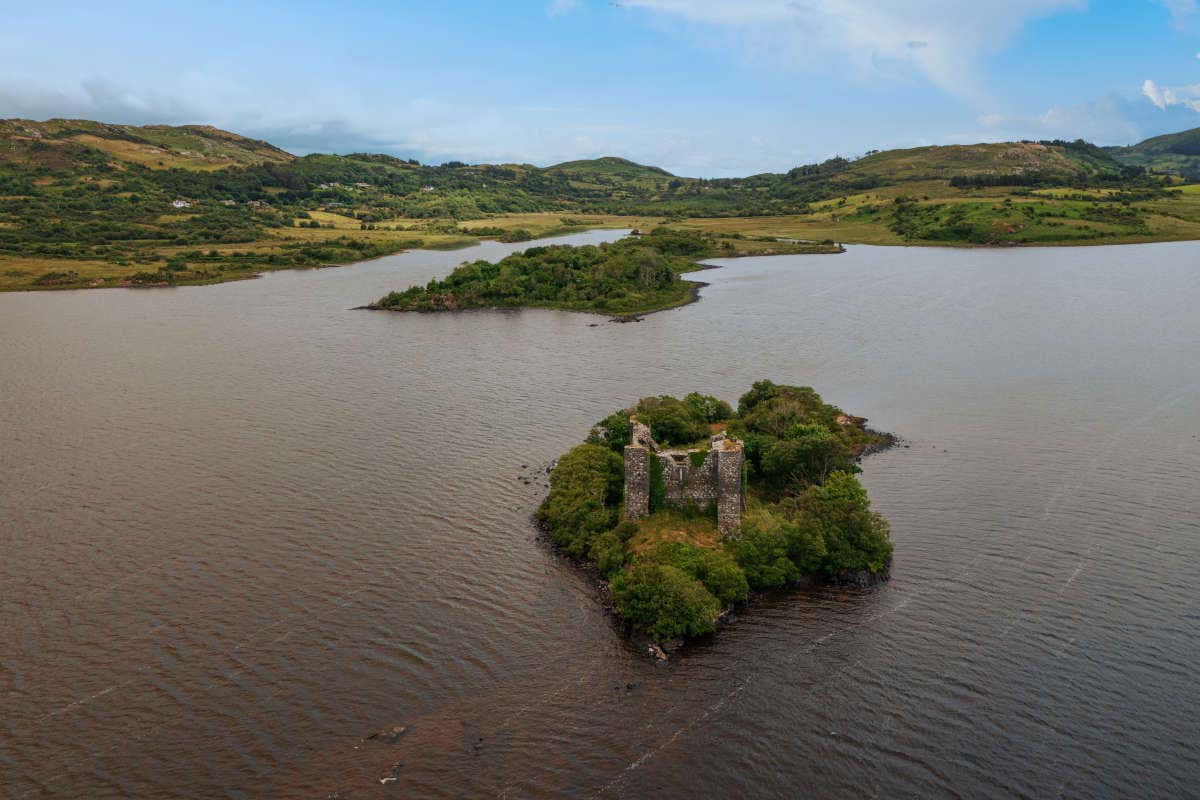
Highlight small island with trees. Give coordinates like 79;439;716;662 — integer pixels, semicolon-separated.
368;229;840;318
538;380;894;658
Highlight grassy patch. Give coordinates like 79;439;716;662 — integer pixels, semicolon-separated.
628;508;721;557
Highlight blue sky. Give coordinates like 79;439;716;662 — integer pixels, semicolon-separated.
4;0;1200;175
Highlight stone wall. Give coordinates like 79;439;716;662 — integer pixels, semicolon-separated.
630;420;654;448
715;446;744;539
661;450;719;506
623;445;649;522
625;425;744;539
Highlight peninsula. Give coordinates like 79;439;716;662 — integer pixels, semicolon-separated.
539;381;893;655
368;228;836;317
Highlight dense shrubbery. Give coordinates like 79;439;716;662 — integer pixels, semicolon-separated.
887;199;1153;244
537;443;623;558
611;564;722;640
373;228;716;315
539;382;894;644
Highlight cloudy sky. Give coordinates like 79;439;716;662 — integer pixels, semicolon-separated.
4;1;1200;175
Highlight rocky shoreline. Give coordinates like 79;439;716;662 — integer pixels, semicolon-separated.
534;428;899;663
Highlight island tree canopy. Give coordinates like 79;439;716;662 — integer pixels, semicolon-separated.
539;381;893;643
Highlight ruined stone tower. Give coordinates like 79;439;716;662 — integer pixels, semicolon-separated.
623;420;745;539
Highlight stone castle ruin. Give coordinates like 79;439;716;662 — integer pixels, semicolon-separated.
623;420;745;539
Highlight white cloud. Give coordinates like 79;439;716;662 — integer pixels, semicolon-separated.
976;97;1141;144
616;0;1084;101
547;0;583;16
1142;78;1200;112
1159;0;1198;27
1144;78;1169;109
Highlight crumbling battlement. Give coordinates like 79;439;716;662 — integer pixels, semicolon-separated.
623;421;745;539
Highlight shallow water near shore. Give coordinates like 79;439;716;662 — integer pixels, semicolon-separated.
3;231;1200;798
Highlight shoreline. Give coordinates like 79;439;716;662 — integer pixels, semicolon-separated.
357;241;843;321
536;429;900;663
10;226;1200;293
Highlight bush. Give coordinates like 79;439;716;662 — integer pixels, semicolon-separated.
683;392;733;423
31;270;80;286
590;528;628;578
634;396;708;445
760;423;854;490
537;444;624;558
782;519;827;574
648;541;749;606
732;523;800;589
787;471;892;575
126;270;166;285
611;563;721;640
586;410;632;452
612;520;639;541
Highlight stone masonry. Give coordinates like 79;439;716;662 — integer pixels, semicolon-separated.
623;420;745;539
623;445;650;522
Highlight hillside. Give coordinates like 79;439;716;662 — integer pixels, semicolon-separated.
1107;126;1200;179
0;118;293;171
828;140;1121;183
546;156;674;185
3;118;1200;291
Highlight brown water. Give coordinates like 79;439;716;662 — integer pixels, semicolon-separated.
3;232;1200;799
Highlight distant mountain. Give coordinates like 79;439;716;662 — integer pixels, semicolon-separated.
1107;127;1200;179
0;118;294;171
0;119;1136;193
815;140;1121;184
547;155;674;181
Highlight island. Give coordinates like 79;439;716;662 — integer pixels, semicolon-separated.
538;380;893;657
368;229;838;318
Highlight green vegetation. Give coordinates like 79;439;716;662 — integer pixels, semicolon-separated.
1107;126;1200;180
8;118;1200;291
371;228;830;316
539;381;893;645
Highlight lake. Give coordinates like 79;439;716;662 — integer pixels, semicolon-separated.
2;232;1199;798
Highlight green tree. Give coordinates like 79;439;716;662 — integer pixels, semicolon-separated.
537;444;624;559
634;396;708;445
586;409;632;452
683;392;733;423
760;423;854;490
732;524;800;589
788;471;892;575
611;563;721;640
590;528;628;578
648;541;749;606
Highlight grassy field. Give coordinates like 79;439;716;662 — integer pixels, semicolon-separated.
10;187;1200;292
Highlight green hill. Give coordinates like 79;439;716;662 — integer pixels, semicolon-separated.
547;155;673;182
3;118;1200;292
1107;127;1200;179
0;118;294;171
836;140;1120;182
